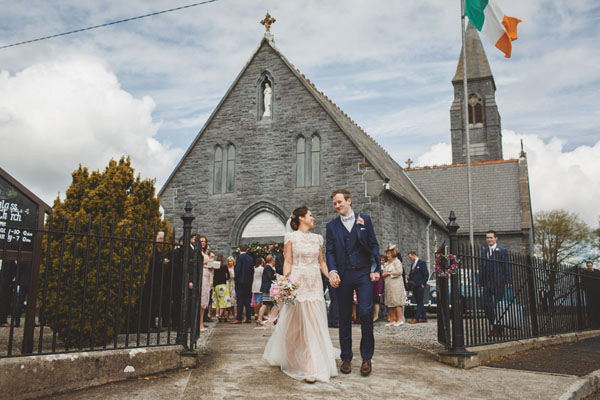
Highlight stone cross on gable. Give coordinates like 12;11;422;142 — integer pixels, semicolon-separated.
261;12;276;33
405;158;413;169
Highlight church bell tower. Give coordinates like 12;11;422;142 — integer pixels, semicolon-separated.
450;23;503;164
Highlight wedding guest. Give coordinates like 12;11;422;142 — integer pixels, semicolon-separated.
0;260;17;327
477;231;511;336
232;245;254;324
407;250;429;324
170;236;185;329
382;244;406;326
372;256;384;322
212;254;232;322
198;235;214;332
258;255;276;323
253;257;265;321
227;256;237;320
141;231;170;331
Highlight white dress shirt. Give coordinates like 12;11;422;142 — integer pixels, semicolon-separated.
341;210;355;232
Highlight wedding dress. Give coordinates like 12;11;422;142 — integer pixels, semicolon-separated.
262;230;339;382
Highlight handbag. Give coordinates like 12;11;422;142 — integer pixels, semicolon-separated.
495;292;523;329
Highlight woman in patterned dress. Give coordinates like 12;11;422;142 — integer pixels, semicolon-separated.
212;254;232;322
226;256;237;321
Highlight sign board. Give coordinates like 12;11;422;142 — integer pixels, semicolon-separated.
0;175;38;252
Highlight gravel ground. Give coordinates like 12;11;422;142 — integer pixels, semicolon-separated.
374;318;445;353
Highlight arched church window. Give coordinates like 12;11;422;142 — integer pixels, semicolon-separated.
213;146;223;193
311;134;320;186
468;93;483;127
258;72;274;120
296;137;305;187
226;144;235;193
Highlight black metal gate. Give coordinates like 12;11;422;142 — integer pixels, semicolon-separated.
1;201;204;358
437;211;600;353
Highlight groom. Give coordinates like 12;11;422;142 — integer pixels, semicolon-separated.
326;189;381;377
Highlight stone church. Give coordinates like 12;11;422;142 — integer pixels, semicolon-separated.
159;20;533;263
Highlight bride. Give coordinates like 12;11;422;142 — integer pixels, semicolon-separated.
262;206;339;383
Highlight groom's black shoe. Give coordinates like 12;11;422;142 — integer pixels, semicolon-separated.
340;360;352;374
360;360;372;377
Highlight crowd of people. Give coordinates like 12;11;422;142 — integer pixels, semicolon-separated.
136;227;435;335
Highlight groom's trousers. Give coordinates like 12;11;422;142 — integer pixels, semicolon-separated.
337;268;374;361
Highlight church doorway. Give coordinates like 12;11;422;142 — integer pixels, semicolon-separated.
240;211;286;244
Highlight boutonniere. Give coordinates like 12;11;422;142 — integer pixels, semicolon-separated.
494;248;500;252
356;215;365;225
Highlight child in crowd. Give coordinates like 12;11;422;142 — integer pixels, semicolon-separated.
252;257;264;322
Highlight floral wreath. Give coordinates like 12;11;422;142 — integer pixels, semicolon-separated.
435;253;459;278
235;242;283;260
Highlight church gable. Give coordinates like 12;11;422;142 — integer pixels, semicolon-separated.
158;35;387;252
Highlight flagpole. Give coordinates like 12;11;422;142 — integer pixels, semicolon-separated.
461;0;475;255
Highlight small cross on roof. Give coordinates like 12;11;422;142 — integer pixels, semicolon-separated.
261;12;276;33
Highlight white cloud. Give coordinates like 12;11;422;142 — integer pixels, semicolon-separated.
503;130;600;224
416;143;452;167
0;56;183;204
414;131;600;224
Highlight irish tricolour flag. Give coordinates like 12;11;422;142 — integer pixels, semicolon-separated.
465;0;521;58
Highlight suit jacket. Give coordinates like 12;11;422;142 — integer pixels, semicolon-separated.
326;212;381;279
260;264;276;293
234;253;254;285
408;258;429;288
477;245;511;290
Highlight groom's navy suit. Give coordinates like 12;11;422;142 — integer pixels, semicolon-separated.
326;212;381;362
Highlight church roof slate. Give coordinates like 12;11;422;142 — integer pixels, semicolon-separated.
159;34;446;229
405;160;522;234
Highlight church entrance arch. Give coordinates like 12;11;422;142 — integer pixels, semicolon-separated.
229;201;288;247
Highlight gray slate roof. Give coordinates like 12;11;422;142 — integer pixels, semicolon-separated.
405;160;522;233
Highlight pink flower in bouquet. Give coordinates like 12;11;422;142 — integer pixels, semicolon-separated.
270;286;280;297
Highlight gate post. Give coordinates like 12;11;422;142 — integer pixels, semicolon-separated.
526;255;540;336
575;265;584;330
439;211;477;368
179;201;195;352
447;211;469;354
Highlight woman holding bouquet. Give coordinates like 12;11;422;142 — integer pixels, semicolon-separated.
263;206;339;383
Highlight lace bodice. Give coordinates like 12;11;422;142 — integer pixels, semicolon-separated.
284;230;324;302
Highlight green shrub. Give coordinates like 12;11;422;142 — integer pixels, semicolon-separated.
39;157;169;347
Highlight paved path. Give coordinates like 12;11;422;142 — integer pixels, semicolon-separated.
52;322;581;399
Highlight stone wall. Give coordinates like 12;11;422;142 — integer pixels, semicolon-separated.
379;192;449;274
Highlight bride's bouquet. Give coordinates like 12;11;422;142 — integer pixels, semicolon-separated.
270;274;300;306
261;274;300;329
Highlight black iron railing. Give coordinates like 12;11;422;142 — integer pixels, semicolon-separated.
0;202;203;358
438;212;600;352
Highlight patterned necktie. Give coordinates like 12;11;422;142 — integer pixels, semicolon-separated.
342;215;354;223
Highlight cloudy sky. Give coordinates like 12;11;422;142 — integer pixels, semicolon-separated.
1;0;598;225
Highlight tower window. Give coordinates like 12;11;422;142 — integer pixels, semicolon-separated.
468;93;483;126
